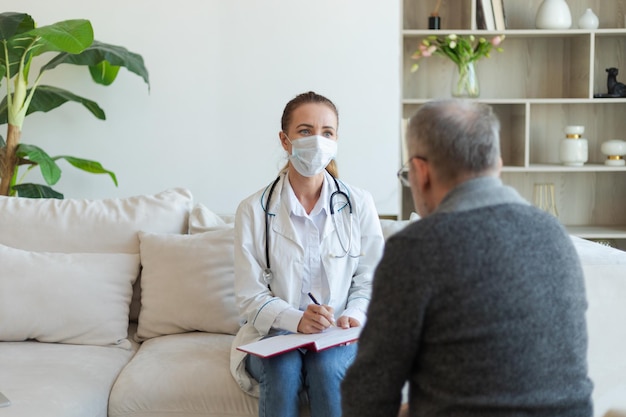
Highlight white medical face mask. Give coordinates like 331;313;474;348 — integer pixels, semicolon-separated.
286;135;337;177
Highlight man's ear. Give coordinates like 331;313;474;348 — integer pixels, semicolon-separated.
412;157;430;192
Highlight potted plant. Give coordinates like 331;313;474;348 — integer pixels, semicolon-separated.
0;12;149;198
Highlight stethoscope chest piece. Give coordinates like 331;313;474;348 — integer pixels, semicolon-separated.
262;268;273;285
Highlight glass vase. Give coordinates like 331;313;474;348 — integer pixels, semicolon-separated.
533;183;559;218
451;62;479;98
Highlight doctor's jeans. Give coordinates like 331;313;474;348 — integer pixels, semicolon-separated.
245;342;358;417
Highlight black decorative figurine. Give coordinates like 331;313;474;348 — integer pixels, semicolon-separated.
594;67;626;98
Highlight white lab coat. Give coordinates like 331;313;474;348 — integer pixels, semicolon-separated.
229;171;385;396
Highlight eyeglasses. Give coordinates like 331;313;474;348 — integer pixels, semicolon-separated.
396;156;427;187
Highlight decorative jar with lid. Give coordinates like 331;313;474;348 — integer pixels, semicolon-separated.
600;140;626;166
559;125;588;166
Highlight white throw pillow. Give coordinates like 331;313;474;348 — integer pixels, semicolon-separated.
0;188;193;324
0;188;193;253
379;212;420;241
0;243;139;348
188;203;228;234
135;226;240;341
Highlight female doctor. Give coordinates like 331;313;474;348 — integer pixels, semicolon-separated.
229;91;384;417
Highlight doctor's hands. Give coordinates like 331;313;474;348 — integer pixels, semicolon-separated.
336;316;360;329
298;304;336;334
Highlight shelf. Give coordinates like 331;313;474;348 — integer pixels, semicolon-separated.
403;29;626;37
502;164;626;172
403;98;626;105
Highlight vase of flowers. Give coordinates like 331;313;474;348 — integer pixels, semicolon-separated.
411;34;505;98
451;61;479;98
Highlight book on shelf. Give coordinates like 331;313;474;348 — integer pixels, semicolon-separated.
477;0;495;30
492;0;507;30
237;326;361;358
476;0;486;29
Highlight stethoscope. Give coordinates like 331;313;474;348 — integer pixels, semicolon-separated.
261;171;359;289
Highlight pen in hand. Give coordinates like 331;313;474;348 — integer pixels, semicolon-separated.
308;292;336;327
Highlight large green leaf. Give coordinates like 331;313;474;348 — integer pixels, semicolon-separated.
0;12;35;41
0;12;33;81
12;183;63;199
0;19;93;85
16;143;62;185
54;155;118;186
89;60;120;86
18;20;94;56
41;41;149;88
0;12;32;78
0;85;106;124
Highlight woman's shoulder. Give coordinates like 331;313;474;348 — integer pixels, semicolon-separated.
236;175;285;216
337;180;375;207
334;177;370;197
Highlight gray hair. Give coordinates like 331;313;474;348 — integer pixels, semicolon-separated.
407;99;501;183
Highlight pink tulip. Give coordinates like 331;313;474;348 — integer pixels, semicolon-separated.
421;45;437;57
411;34;505;72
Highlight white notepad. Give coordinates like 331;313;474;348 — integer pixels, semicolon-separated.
237;326;361;358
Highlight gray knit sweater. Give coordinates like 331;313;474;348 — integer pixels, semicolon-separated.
342;177;593;417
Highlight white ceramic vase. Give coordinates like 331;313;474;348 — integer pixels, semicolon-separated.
559;125;588;166
578;8;599;29
535;0;572;29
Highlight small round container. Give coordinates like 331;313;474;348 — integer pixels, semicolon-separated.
600;140;626;166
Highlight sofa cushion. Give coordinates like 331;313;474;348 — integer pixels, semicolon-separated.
566;236;626;417
110;332;259;417
0;243;139;348
0;327;138;417
379;212;420;240
583;264;626;417
188;203;229;233
0;188;193;323
135;226;240;341
0;188;193;253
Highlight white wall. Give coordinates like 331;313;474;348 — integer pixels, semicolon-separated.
3;0;400;215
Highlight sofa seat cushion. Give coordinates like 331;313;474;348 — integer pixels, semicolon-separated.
584;265;626;417
109;332;259;417
568;236;626;417
0;329;139;417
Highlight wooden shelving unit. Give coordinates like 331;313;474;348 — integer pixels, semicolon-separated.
400;0;626;250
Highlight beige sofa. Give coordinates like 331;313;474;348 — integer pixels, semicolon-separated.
0;188;625;417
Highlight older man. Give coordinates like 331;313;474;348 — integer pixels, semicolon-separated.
342;99;593;417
